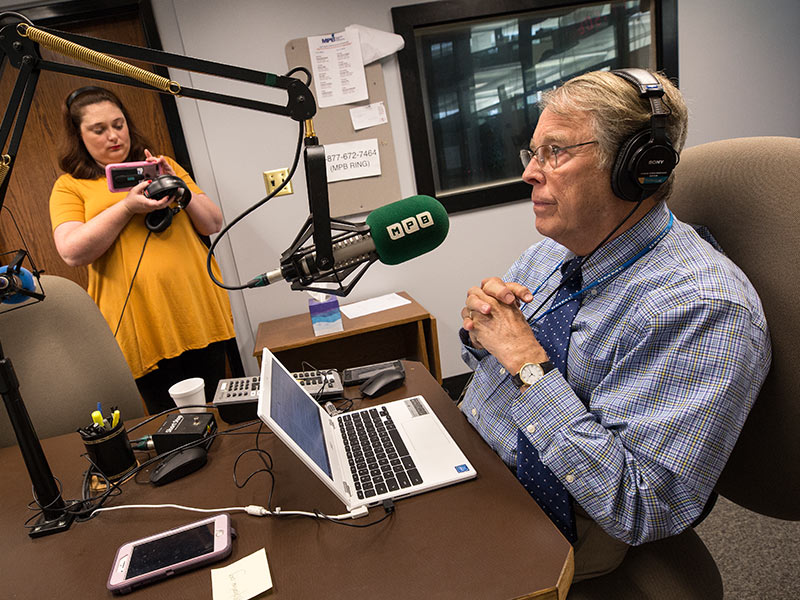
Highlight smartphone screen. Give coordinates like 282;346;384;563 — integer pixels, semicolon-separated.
126;522;216;578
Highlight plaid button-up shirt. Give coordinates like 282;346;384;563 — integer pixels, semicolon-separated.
459;202;771;545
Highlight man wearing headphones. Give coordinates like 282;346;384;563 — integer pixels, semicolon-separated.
458;70;771;581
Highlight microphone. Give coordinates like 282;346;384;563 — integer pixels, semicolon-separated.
0;251;42;304
247;194;448;289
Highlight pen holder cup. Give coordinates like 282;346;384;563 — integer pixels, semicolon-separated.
82;421;137;481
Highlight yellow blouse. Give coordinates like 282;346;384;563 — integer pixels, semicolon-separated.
49;158;235;379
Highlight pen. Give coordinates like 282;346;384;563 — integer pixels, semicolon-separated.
97;401;102;413
91;410;105;428
111;409;120;429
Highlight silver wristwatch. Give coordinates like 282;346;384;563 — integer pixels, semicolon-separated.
511;361;555;388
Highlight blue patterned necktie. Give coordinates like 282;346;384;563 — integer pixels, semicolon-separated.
517;258;582;543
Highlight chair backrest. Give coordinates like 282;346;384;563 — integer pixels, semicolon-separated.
0;275;143;448
669;136;800;520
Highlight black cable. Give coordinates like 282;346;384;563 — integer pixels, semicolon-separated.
203;66;311;291
252;421;277;508
233;445;276;510
113;230;152;337
311;500;396;528
70;419;263;521
285;66;312;85
43;409;391;529
25;475;65;514
205;113;305;291
300;360;337;404
333;397;354;413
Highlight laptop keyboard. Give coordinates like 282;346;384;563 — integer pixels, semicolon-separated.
339;407;423;500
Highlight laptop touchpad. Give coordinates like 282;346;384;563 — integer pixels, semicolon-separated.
401;418;448;452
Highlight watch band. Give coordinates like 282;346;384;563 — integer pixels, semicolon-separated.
512;361;556;388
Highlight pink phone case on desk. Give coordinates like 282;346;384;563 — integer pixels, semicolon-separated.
106;513;233;594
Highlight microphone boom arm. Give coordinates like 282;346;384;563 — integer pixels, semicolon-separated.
0;18;317;203
0;15;340;292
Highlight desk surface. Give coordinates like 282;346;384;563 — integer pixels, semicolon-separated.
0;363;572;599
253;291;431;353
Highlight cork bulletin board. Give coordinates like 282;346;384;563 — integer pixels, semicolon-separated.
285;37;402;217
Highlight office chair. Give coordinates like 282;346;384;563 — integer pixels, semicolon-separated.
568;136;800;598
0;275;143;448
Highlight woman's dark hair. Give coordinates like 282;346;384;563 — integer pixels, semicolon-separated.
59;86;154;180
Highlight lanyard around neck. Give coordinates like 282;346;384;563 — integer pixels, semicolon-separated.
527;211;674;323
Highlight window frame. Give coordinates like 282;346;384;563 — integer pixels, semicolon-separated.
391;0;678;214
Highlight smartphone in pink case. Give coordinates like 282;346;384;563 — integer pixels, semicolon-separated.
105;161;162;192
106;513;233;594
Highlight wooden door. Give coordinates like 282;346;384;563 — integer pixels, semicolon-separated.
0;12;176;289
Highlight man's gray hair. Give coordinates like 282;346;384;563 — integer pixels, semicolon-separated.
539;70;688;202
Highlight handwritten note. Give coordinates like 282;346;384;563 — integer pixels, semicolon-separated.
211;548;272;600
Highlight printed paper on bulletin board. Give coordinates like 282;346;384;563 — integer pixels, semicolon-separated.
286;37;401;217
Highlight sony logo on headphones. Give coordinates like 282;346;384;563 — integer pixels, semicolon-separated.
386;211;434;240
648;159;666;165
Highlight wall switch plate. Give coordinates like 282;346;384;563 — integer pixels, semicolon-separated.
263;168;293;196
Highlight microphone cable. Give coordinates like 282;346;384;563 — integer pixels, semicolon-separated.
205;66;311;291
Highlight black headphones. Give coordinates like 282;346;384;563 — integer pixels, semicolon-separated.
143;175;192;233
65;86;105;109
610;68;679;202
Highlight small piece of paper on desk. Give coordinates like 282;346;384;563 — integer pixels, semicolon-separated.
211;548;272;600
341;292;411;319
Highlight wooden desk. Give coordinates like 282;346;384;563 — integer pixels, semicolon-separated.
253;291;442;382
0;362;573;599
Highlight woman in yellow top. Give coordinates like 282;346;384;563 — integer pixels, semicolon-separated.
49;86;235;414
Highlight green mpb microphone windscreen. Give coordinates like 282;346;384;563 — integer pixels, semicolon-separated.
366;195;449;265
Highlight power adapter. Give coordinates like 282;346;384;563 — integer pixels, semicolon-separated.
152;413;216;455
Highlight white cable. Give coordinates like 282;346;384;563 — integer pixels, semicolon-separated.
90;503;369;520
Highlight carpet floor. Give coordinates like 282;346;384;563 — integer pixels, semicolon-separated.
694;496;800;598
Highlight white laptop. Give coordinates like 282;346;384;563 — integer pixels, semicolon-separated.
256;348;476;510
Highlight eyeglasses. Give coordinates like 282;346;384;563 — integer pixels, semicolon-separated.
520;140;598;170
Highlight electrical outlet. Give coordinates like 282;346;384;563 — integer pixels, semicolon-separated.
263;168;293;196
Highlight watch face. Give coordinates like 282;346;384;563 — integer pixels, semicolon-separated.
520;363;544;385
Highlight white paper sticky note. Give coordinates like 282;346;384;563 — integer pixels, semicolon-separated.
325;138;381;183
350;101;388;131
341;293;411;319
211;548;273;600
308;30;369;108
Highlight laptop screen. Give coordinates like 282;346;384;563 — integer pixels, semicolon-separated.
268;360;333;478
